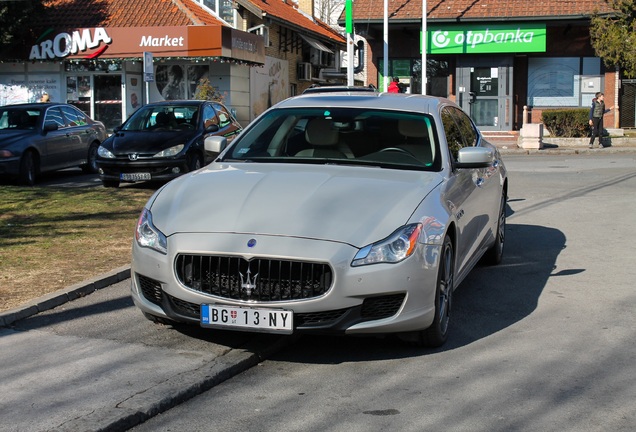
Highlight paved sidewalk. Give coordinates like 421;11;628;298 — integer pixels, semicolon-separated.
0;269;293;432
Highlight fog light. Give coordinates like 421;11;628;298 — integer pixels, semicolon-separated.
172;167;181;174
98;168;104;174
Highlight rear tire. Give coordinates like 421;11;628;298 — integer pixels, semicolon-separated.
81;142;99;174
18;150;37;186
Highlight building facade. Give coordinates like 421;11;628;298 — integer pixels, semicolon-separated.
342;0;622;131
0;0;345;131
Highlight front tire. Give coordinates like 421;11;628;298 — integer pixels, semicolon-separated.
483;192;506;266
420;235;454;347
187;152;203;172
102;179;120;188
18;150;38;186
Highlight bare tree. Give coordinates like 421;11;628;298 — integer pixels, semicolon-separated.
315;0;346;28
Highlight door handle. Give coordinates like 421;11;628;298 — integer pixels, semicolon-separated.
469;92;477;104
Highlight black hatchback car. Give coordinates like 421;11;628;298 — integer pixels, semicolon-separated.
96;100;242;187
0;103;107;185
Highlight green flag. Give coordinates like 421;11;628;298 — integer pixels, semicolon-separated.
345;0;353;34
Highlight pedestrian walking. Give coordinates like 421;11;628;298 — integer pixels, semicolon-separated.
588;92;613;148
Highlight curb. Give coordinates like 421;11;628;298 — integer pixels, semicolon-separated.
497;145;636;155
0;265;131;327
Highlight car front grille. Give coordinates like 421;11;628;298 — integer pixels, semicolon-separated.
175;254;333;302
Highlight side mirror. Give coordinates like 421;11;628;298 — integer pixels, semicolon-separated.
455;146;494;169
205;124;220;133
204;135;227;155
42;122;58;133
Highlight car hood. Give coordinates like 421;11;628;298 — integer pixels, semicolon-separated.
105;130;197;154
149;163;443;248
0;130;36;147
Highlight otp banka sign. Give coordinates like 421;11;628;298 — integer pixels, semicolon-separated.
424;24;546;54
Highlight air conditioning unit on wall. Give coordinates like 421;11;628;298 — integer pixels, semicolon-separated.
298;62;312;81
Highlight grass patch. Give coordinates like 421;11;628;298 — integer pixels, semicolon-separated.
0;185;154;312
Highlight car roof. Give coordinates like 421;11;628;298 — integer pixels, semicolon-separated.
141;100;211;107
275;92;449;115
302;85;378;94
1;102;60;109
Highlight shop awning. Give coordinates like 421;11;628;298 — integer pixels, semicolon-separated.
299;34;333;53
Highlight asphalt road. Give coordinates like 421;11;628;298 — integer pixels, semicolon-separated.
1;153;636;432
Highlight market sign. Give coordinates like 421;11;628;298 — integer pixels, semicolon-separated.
29;26;264;64
423;24;546;54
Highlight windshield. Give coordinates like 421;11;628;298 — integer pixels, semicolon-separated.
122;105;198;131
0;108;41;131
224;107;441;171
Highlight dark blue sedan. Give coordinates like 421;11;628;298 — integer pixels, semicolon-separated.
96;100;242;187
0;103;107;185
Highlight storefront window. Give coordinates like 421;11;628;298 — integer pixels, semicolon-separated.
66;75;91;116
379;58;449;96
527;57;601;107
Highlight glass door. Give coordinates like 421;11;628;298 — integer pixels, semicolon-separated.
457;60;513;131
94;75;122;133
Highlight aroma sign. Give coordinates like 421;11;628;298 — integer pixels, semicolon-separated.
29;28;112;60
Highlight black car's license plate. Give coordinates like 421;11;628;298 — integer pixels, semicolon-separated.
201;304;293;334
120;172;151;181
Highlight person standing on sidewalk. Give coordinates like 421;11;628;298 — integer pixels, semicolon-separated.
588;92;613;148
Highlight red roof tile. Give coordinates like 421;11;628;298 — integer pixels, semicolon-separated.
35;0;226;29
347;0;615;21
241;0;345;45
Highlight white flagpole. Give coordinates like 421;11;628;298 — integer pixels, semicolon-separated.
383;0;389;92
422;0;427;95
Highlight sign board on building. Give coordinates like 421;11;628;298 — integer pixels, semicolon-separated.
423;24;546;54
27;26;265;65
143;51;154;82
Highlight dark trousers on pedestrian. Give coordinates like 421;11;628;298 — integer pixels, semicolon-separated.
589;117;603;147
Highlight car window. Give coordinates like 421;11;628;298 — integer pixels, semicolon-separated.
121;105;199;131
202;104;219;129
225;107;440;171
44;107;66;129
60;105;88;127
0;109;40;130
450;107;478;147
441;106;466;161
212;103;232;128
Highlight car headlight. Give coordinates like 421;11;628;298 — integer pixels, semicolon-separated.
97;146;115;158
351;223;422;267
135;208;167;254
153;144;184;158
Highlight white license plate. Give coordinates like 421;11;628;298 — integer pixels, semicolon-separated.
201;304;293;334
120;172;151;181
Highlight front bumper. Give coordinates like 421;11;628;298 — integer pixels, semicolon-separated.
131;232;441;335
0;157;21;178
97;157;187;183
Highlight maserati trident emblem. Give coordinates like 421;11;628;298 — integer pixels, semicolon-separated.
239;267;259;297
